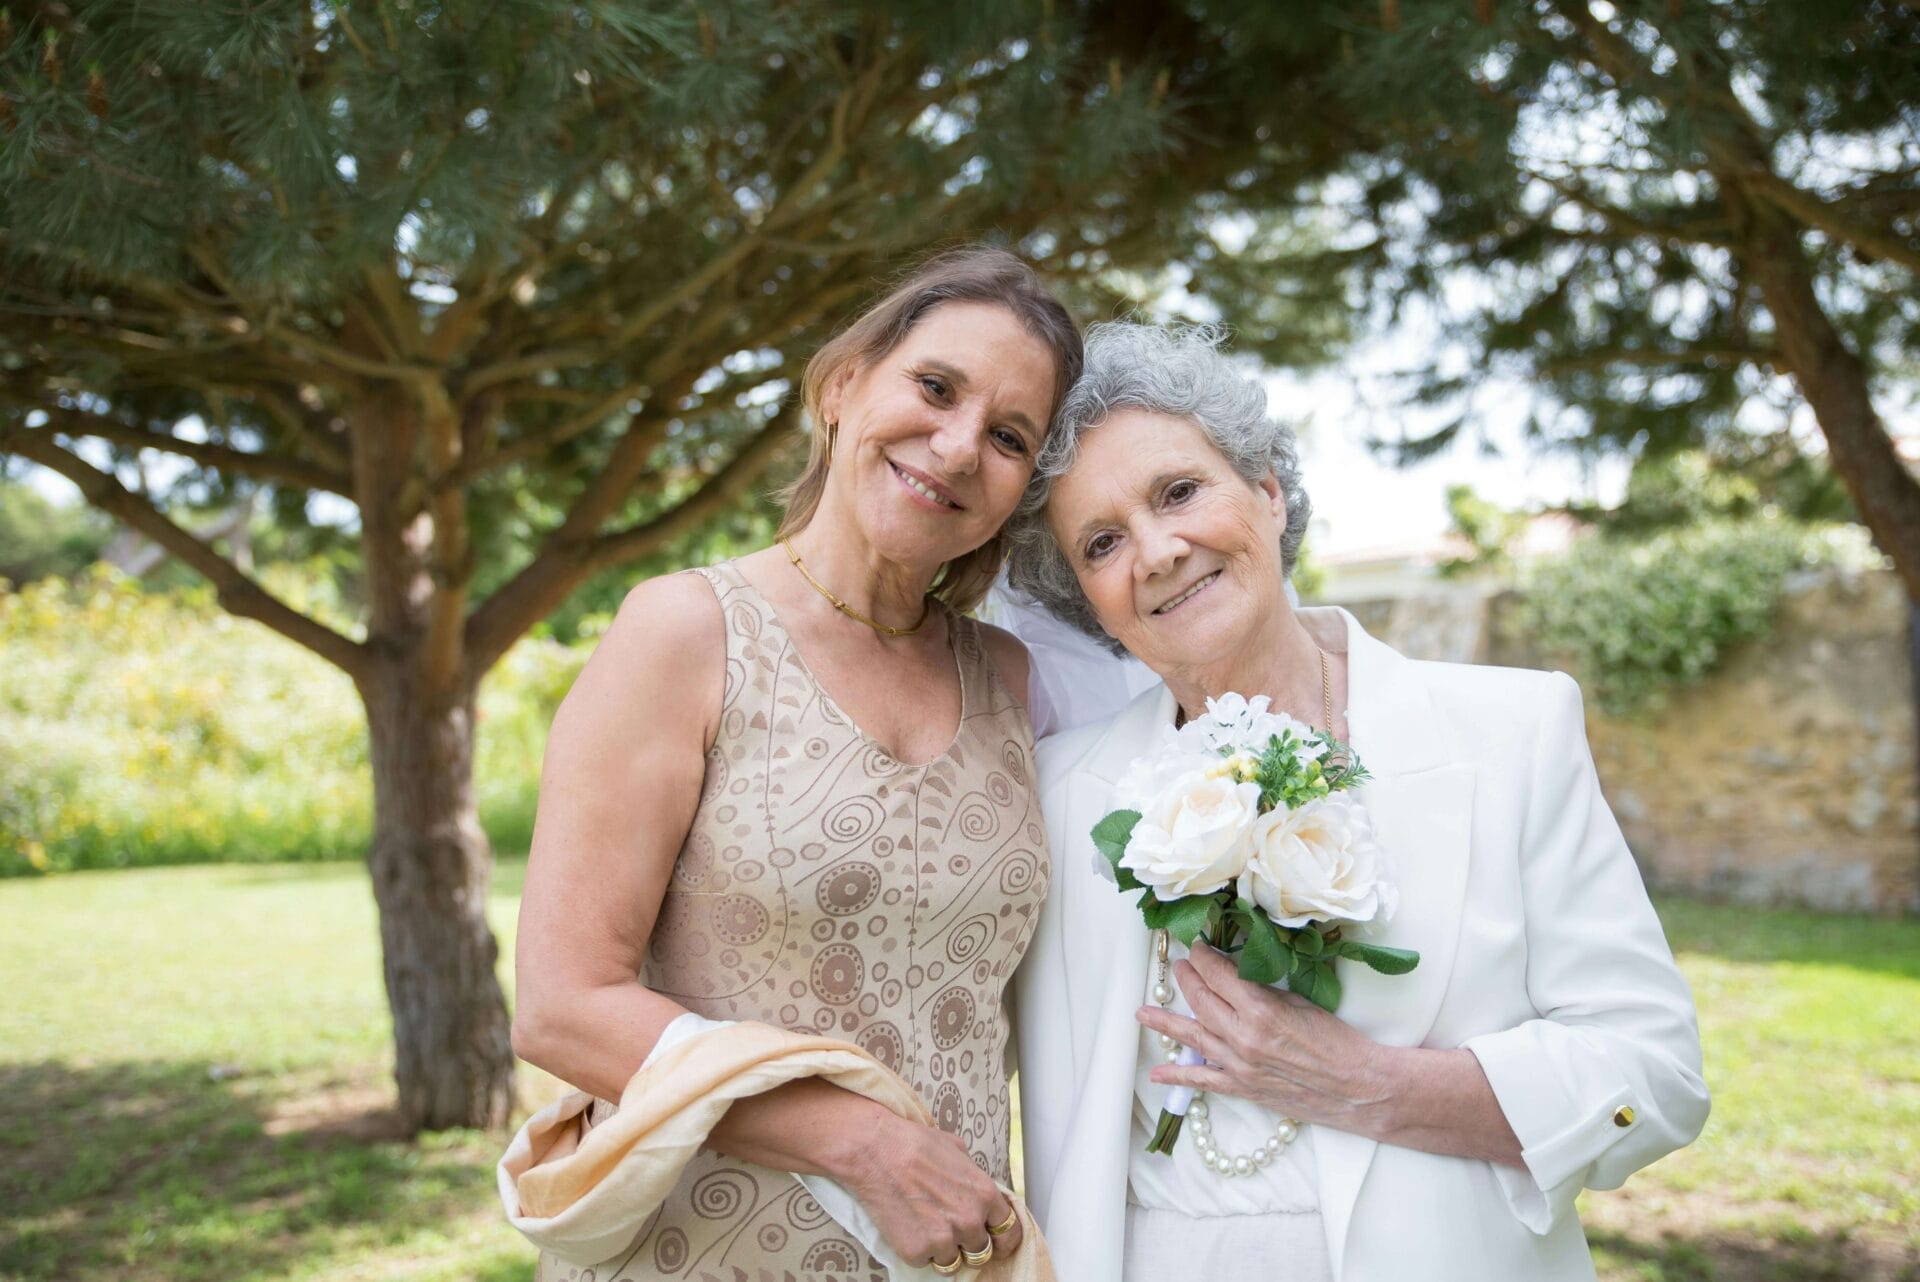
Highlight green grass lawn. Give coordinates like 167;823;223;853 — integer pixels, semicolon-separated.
1;864;1915;1282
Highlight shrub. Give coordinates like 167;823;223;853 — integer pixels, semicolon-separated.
1516;519;1878;717
0;568;589;876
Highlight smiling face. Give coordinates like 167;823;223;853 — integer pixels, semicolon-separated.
818;301;1058;572
1046;408;1291;674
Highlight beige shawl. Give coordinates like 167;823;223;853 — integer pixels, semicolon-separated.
498;1020;1055;1280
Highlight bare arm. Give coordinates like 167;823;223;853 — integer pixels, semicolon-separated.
511;573;1021;1262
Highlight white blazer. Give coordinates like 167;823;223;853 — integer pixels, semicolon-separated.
1013;609;1709;1281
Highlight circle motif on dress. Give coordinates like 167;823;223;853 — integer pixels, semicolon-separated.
818;862;880;916
757;1224;788;1253
931;986;975;1050
856;1021;904;1071
802;1240;862;1272
934;1082;964;1134
653;1227;689;1272
711;894;769;945
811;943;864;1004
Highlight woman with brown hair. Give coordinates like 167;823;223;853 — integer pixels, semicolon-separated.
511;246;1080;1280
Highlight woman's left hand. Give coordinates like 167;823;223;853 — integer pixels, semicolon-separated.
1139;940;1397;1133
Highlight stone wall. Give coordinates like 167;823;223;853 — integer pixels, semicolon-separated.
1340;569;1919;914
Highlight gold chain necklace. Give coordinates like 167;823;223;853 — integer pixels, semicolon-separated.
1175;645;1336;732
781;537;931;638
1317;646;1333;735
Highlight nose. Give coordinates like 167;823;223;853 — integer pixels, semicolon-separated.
1134;518;1188;582
928;409;982;477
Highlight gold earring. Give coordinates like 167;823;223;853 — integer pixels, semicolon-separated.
826;421;838;465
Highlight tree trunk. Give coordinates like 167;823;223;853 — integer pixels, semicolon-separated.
1729;192;1920;604
346;379;513;1134
360;660;515;1133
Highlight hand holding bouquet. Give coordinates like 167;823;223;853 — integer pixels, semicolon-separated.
1090;694;1418;1154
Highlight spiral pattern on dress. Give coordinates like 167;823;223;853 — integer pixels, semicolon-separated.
952;794;1000;842
944;913;996;965
823;795;883;844
689;1170;751;1221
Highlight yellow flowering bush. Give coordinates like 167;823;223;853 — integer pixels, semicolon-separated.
0;568;591;876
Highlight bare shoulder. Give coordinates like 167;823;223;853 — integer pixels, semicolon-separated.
974;619;1032;713
552;570;726;749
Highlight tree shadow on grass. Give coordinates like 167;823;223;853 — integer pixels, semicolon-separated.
0;1059;533;1282
1591;1226;1920;1282
1654;897;1920;982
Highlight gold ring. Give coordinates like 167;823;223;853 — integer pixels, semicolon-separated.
962;1243;995;1268
987;1206;1019;1236
931;1253;963;1275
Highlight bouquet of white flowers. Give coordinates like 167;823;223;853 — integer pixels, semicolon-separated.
1091;693;1418;1155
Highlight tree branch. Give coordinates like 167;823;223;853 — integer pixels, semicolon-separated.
582;408;796;572
441;381;646;489
463;405;798;675
16;402;354;495
0;424;371;678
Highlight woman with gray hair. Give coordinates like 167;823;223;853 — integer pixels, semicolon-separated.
1006;323;1708;1281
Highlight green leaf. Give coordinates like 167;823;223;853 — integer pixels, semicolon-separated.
1091;809;1140;862
1335;940;1421;975
1335;939;1420;974
1139;892;1169;929
1293;925;1323;957
1291;959;1342;1012
1233;905;1293;985
1091;809;1143;891
1162;895;1219;947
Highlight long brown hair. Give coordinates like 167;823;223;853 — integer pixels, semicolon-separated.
775;245;1083;614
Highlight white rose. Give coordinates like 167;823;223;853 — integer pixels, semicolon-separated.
1115;744;1221;814
1236;793;1397;929
1119;769;1261;899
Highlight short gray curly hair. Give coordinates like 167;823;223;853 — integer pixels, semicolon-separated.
1003;322;1311;655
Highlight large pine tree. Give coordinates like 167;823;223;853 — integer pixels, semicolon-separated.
0;1;1365;1130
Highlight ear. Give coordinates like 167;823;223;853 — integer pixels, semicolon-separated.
819;364;856;430
1257;470;1287;523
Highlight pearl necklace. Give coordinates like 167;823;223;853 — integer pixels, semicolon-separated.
1152;929;1301;1178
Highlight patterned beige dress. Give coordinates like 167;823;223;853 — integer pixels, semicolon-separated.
540;560;1049;1282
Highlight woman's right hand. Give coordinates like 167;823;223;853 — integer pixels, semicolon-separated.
837;1111;1023;1269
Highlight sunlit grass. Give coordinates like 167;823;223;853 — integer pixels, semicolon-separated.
1;868;1914;1281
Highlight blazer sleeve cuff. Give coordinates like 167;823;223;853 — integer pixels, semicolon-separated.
1466;1027;1639;1234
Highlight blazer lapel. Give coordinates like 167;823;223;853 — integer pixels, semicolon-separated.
1038;685;1174;1281
1307;609;1475;1280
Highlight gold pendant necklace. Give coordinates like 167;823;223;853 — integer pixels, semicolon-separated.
781;537;931;638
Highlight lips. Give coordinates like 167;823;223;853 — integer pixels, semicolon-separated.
1152;571;1220;615
889;460;963;510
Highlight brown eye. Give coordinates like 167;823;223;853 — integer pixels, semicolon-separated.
1165;479;1198;504
920;375;950;400
1084;532;1116;561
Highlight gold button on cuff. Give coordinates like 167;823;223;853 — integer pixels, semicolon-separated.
1613;1105;1636;1128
